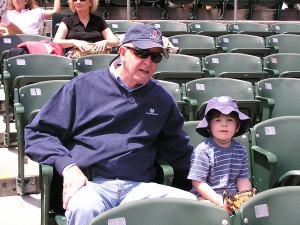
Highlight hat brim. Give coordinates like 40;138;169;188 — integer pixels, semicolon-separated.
133;40;169;58
196;106;251;137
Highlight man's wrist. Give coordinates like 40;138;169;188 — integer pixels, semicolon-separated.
62;163;78;176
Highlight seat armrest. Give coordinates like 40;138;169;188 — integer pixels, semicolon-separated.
40;164;54;225
276;170;300;187
255;96;274;121
251;145;277;191
155;156;174;186
182;96;198;120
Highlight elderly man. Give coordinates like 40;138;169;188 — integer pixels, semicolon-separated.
25;24;196;225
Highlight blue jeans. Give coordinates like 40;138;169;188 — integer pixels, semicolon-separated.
65;177;197;225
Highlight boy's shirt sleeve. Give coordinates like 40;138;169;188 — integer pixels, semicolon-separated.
188;141;211;182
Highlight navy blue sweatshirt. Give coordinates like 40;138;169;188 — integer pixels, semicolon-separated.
25;68;193;182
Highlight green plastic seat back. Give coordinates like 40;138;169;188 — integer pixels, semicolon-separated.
185;78;260;126
266;34;300;53
251;116;300;189
158;80;182;101
263;53;300;77
149;21;188;37
18;80;69;124
216;34;270;58
0;34;51;55
255;78;300;118
107;21;144;34
154;54;203;85
89;198;231;225
158;80;188;120
202;53;266;84
270;23;300;35
75;54;118;74
189;21;228;37
4;54;74;98
237;186;300;225
182;121;204;149
168;34;217;58
52;13;72;38
228;22;271;37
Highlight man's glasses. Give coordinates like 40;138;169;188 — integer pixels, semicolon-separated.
124;46;163;63
72;0;86;2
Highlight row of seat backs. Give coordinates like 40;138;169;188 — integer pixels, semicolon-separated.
106;20;300;37
169;33;300;59
50;15;300;38
88;186;300;225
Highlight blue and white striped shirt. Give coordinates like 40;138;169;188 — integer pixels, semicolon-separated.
188;137;250;197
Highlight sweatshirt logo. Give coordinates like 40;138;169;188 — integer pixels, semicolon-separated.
146;108;158;116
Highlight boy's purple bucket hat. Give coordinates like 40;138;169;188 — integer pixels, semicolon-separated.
196;96;251;137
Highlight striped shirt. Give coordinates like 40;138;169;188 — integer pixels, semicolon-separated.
188;137;250;197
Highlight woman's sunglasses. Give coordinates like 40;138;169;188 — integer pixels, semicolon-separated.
124;46;163;63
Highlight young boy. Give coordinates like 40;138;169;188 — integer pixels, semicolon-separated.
188;96;252;213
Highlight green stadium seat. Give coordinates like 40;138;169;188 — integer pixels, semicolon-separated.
255;78;300;120
234;186;300;225
89;198;231;225
201;53;268;84
250;116;300;191
227;22;271;37
263;53;300;78
265;34;300;54
15;80;69;196
153;54;204;85
168;34;218;59
149;21;189;37
2;54;74;147
216;34;271;58
269;22;300;35
183;77;262;125
189;21;228;37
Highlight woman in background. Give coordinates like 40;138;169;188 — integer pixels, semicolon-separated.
53;0;119;55
0;0;61;35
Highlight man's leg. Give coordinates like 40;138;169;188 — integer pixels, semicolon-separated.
120;182;197;205
65;179;120;225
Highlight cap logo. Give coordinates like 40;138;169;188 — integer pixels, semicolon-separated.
218;96;230;103
150;29;160;40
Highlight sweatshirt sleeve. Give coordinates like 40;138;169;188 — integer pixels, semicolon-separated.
24;82;77;175
155;101;193;188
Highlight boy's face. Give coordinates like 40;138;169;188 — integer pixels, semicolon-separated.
209;113;240;148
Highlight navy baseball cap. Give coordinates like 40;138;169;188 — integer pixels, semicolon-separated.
122;24;169;58
196;96;251;137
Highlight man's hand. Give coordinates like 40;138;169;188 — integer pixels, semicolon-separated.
62;165;88;209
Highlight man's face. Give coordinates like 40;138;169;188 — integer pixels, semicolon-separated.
118;44;162;89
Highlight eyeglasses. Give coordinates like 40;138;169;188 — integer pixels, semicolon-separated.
123;46;162;63
72;0;86;2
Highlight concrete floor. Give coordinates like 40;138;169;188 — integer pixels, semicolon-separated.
0;86;41;225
